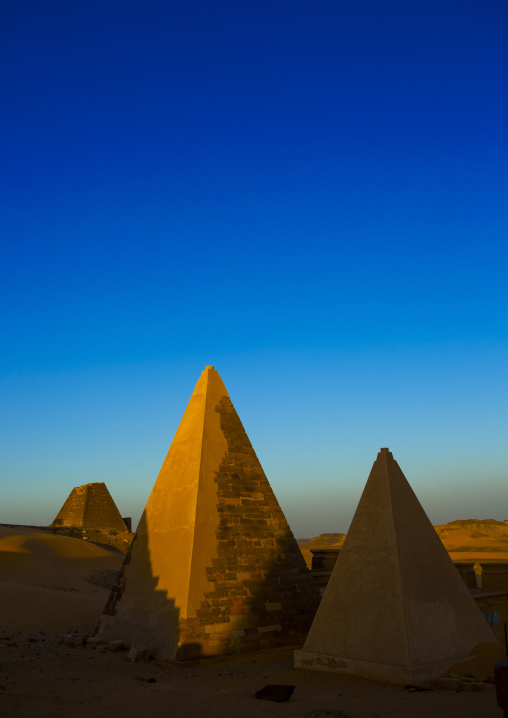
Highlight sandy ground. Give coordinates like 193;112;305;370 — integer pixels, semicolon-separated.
0;525;505;718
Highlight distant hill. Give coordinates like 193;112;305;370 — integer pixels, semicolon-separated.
295;538;311;547
297;520;508;569
434;519;508;560
437;518;508;535
300;533;346;549
446;519;508;527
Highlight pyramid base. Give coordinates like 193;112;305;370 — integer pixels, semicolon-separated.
97;611;310;661
294;649;470;685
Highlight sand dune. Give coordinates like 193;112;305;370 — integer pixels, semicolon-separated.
0;525;122;587
0;525;123;634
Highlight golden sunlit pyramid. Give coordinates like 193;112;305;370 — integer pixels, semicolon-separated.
96;366;320;660
295;448;503;685
52;482;128;533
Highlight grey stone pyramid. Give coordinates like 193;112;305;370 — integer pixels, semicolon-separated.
295;448;502;684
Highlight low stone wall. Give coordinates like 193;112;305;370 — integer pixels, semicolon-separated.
480;563;508;592
309;554;479;593
454;562;477;589
310;548;341;572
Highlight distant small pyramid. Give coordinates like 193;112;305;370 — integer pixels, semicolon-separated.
52;482;127;533
295;448;502;684
97;366;320;660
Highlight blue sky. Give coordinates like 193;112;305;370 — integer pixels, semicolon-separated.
1;1;507;536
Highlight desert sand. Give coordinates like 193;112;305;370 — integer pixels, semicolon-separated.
1;524;505;718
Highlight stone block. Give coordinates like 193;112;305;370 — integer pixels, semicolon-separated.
204;622;232;634
264;602;282;612
85;637;104;649
60;634;88;647
103;640;125;652
128;645;151;662
255;684;295;702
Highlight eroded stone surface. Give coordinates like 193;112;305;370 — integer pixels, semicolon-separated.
177;395;319;658
97;367;320;659
52;483;127;533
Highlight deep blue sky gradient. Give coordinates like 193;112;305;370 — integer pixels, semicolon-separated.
1;1;507;535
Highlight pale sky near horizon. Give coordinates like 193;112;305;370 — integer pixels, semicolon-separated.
1;1;507;537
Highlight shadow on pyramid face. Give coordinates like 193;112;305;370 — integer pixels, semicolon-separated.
98;479;318;661
99;512;181;658
181;526;318;660
96;368;320;660
172;396;320;660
